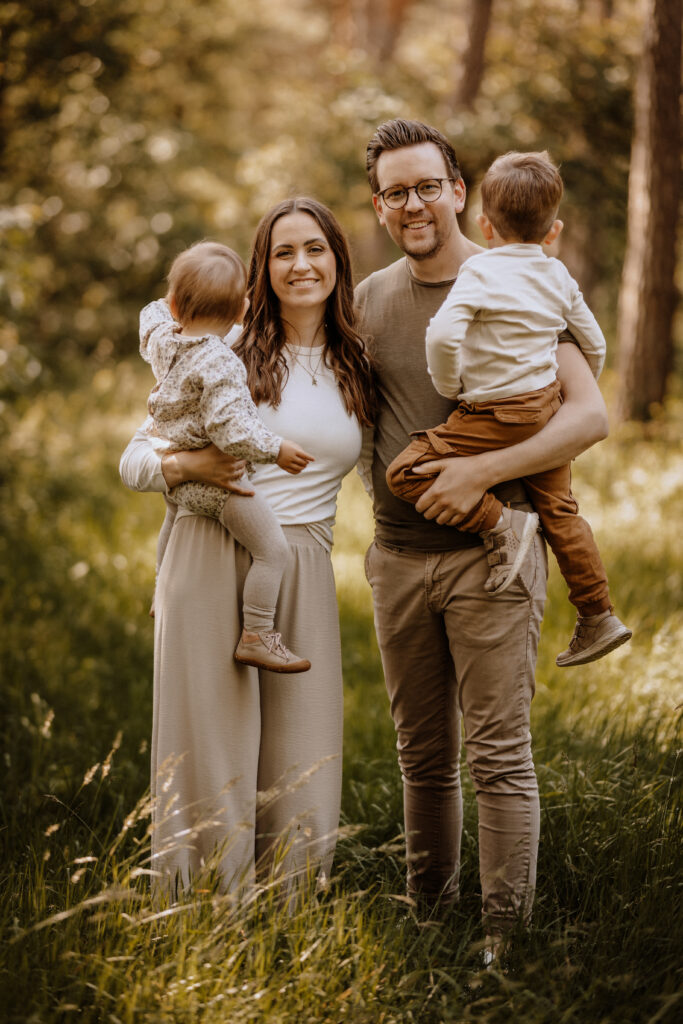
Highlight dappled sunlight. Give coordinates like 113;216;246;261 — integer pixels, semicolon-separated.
2;357;681;1021
2;0;681;1013
332;402;683;733
332;472;375;613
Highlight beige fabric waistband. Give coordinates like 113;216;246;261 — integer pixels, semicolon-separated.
174;508;333;553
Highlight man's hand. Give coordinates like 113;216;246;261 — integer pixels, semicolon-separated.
412;343;609;525
277;439;315;475
161;444;255;495
413;455;488;525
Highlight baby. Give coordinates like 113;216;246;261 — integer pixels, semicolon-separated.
386;151;631;667
140;240;313;673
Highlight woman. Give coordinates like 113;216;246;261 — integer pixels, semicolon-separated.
120;198;375;895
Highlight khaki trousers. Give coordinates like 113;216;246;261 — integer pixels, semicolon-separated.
365;527;547;936
386;380;610;616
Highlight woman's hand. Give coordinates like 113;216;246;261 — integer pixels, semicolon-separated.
276;439;315;475
161;444;255;495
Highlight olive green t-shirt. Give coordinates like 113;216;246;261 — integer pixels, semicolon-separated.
354;257;528;552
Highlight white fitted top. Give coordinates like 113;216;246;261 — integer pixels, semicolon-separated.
250;345;362;541
120;341;363;550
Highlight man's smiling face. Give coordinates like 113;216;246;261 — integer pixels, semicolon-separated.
372;142;465;262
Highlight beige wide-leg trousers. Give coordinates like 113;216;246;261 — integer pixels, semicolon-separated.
151;513;343;896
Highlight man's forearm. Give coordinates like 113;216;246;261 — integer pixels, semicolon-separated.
477;341;609;486
414;342;609;523
476;390;607;488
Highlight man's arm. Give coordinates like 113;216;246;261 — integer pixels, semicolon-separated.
413;342;609;524
355;425;375;499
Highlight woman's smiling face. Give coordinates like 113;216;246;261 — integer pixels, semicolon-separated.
268;211;337;318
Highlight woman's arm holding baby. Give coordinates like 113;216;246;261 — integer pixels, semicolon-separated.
119;428;254;495
161;445;255;494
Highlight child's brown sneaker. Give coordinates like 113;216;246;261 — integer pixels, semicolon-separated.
234;630;311;674
481;507;540;596
556;612;632;667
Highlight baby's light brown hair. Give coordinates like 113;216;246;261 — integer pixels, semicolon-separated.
480;151;563;243
167;240;247;326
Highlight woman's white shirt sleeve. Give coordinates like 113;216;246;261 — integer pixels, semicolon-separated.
119;423;169;493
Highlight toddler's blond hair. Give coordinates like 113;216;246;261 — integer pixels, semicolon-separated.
480;151;563;243
167;240;247;325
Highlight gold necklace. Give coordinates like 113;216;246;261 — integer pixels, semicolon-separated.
288;345;325;385
285;321;326;385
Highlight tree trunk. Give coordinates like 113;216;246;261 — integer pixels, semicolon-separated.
455;0;494;110
327;0;413;62
371;0;414;63
616;0;682;421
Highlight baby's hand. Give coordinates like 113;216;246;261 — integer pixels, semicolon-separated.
277;439;315;475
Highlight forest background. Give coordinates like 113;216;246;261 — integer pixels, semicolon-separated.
1;0;682;1022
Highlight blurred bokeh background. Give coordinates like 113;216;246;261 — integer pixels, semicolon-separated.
2;0;680;416
2;4;682;1018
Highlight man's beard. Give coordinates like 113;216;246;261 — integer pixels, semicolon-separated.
406;240;441;261
400;222;449;261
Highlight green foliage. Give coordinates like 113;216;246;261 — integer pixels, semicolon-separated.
1;360;682;1021
1;0;645;385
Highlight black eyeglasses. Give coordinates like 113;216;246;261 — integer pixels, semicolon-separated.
376;178;456;210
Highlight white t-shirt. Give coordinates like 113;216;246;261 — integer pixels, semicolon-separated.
250;346;362;538
120;342;363;550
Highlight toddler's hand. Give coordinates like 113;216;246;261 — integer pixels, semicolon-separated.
277;439;315;475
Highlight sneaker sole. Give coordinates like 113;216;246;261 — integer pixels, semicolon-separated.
234;653;312;673
556;627;632;667
489;512;540;596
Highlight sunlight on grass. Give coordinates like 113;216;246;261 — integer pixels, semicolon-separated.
2;359;681;1022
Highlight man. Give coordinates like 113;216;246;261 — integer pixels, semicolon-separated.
354;119;608;952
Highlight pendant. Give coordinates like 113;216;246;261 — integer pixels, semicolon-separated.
312;377;318;385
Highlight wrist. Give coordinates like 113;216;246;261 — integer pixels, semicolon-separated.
161;451;184;489
467;449;501;491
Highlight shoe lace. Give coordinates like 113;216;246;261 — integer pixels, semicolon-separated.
263;632;289;659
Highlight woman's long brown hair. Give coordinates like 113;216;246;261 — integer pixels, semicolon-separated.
233;197;376;426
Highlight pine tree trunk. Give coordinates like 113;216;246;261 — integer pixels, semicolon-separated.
455;0;494;110
327;0;413;62
616;0;682;421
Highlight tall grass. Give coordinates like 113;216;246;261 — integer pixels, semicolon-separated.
1;360;681;1022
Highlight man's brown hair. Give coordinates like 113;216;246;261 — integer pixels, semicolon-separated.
365;119;461;194
167;241;247;325
480;151;563;243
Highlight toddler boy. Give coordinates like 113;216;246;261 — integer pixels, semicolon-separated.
386;152;631;667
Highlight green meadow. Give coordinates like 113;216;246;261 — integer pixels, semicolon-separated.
1;361;681;1023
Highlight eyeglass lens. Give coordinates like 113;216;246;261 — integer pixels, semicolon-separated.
382;179;444;209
